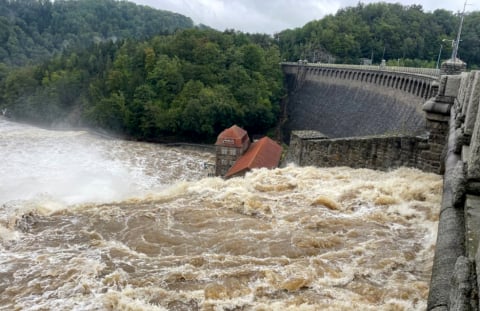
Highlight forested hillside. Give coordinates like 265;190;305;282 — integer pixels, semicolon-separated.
0;0;194;66
276;3;480;68
2;1;480;143
0;29;283;142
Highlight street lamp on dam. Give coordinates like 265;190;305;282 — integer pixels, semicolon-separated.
436;43;443;70
451;0;469;61
437;39;454;69
438;1;468;75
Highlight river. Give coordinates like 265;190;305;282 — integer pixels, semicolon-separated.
0;118;442;310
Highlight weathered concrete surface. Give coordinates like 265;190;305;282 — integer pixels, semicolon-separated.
441;59;467;75
427;107;465;311
464;73;480;139
284;78;426;140
467;93;480;184
451;162;467;207
465;195;480;259
448;256;477;311
286;132;432;171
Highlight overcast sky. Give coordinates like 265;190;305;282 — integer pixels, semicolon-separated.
130;0;475;34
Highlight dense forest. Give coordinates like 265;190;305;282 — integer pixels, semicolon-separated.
0;0;194;66
1;0;480;143
277;3;480;68
0;29;283;141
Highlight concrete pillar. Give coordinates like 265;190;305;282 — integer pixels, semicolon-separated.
422;75;462;173
465;72;480;139
467;95;480;192
458;73;474;115
441;59;467;76
284;130;327;166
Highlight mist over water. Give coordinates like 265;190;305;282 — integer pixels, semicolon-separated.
0;119;442;310
0;119;212;206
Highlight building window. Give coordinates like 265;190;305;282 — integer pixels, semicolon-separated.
221;159;228;165
229;149;237;156
221;147;228;155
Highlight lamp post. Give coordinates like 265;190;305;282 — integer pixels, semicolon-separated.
451;0;468;61
436;44;443;69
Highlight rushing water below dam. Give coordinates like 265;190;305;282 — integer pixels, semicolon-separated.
0;118;443;310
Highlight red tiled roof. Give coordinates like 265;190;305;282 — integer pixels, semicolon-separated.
215;125;248;148
225;137;282;178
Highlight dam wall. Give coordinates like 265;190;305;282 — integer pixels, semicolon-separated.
283;63;446;174
282;63;439;140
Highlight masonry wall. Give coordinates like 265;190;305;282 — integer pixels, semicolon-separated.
427;70;480;311
286;132;447;173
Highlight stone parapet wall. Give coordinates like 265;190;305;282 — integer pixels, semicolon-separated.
285;127;448;174
286;131;444;173
426;69;480;311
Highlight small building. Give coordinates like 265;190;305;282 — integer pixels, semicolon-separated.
215;125;282;178
215;125;250;176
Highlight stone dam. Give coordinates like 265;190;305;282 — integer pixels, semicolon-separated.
282;61;480;310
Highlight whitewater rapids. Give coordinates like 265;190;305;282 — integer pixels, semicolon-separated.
0;119;442;310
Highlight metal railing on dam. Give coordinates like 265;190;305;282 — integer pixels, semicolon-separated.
281;61;441;79
282;62;440;101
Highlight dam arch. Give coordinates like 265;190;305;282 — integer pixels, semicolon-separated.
282;62;439;140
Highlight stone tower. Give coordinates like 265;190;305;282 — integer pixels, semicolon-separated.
215;125;250;176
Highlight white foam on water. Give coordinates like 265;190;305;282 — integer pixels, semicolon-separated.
0;119;212;208
0;119;443;311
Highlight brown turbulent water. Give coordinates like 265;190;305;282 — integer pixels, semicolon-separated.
0;119;442;310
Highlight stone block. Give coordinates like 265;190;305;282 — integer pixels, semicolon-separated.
467;109;480;180
438;75;448;96
425;111;452;123
436;95;457;104
448;256;476;311
455;114;465;129
462;145;471;164
451;162;467;208
457;72;474;110
465;73;480;137
465;195;480;259
424;100;452;116
441;59;467;76
428;206;466;310
453;128;462;154
467;182;480;195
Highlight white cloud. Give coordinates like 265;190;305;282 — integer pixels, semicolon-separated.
131;0;474;34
